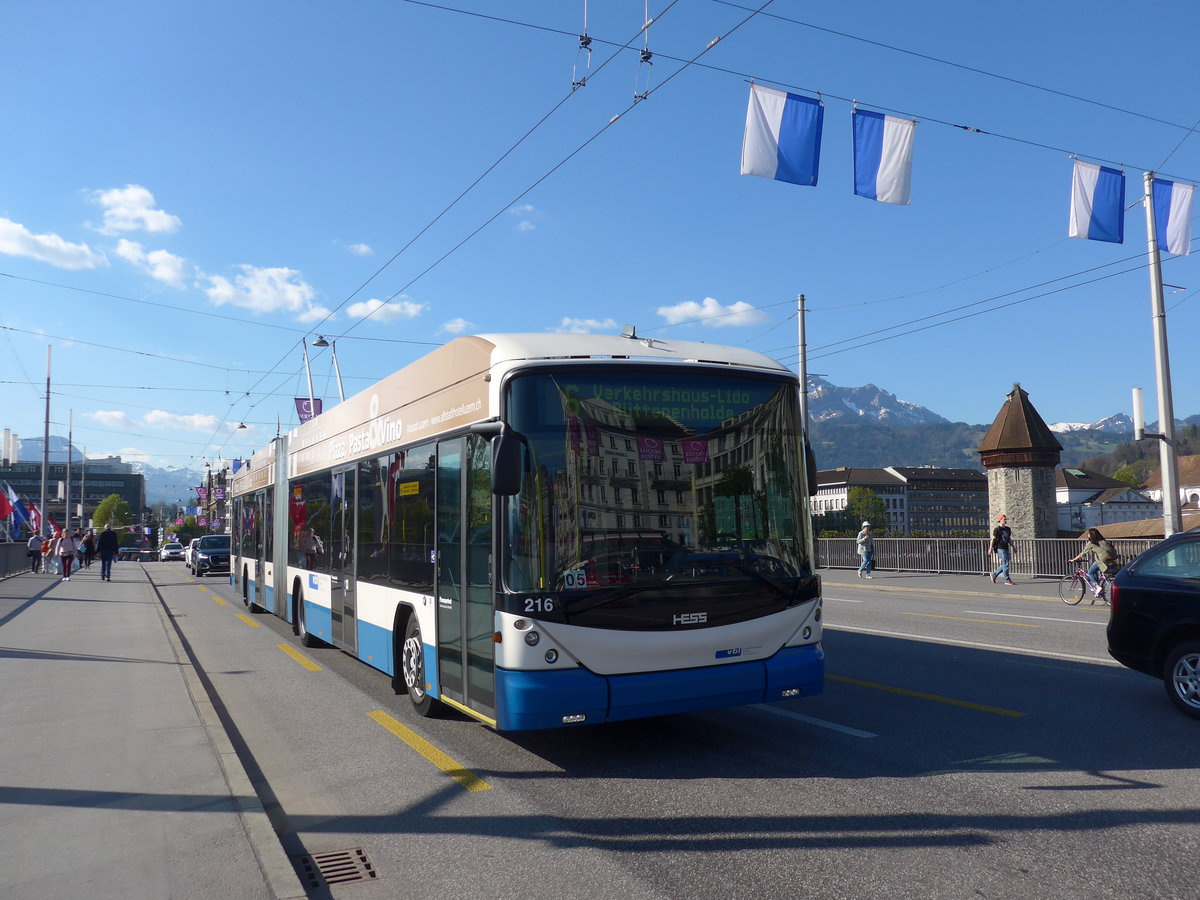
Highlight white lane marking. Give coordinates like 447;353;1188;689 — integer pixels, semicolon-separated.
823;595;864;603
964;610;1108;627
753;704;878;738
825;624;1120;665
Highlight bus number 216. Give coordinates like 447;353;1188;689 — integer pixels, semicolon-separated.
524;597;556;613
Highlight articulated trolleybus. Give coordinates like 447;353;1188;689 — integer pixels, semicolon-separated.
231;332;823;730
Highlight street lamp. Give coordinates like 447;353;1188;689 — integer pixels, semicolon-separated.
312;335;345;403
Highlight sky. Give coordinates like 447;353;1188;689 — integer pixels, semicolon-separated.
3;0;1199;471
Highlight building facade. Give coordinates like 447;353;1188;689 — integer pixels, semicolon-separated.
1;456;147;535
1056;467;1160;534
814;466;988;536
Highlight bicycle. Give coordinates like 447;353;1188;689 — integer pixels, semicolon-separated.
1058;564;1113;605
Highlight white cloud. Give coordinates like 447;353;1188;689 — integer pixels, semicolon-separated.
115;447;152;464
203;264;324;321
554;317;618;334
347;297;427;323
0;217;105;269
91;184;181;234
439;317;473;335
115;239;186;287
143;410;221;431
90;410;131;427
656;297;769;328
346;242;373;256
510;203;537;232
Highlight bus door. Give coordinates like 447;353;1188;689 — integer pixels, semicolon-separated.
436;435;496;720
252;488;268;608
329;466;357;652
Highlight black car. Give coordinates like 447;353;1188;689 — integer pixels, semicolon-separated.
191;534;231;577
1107;530;1200;719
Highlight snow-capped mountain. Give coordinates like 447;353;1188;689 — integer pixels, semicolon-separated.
807;376;950;426
1048;414;1135;435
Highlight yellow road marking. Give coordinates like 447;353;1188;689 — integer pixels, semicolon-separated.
195;585;209;593
367;711;492;792
902;612;1040;628
235;612;260;628
277;643;322;671
440;694;498;728
827;674;1026;718
211;596;228;606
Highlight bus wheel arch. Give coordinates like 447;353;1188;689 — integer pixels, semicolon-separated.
396;610;441;717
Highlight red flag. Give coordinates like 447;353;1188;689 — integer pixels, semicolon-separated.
0;489;12;521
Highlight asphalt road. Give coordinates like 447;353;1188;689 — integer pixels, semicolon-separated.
149;565;1200;900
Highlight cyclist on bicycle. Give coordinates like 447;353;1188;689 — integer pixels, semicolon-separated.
1070;527;1117;597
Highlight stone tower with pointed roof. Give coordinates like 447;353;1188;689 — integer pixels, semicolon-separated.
977;384;1063;539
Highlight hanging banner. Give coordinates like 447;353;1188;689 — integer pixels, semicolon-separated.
295;398;323;423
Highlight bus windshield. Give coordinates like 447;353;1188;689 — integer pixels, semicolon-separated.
503;367;813;625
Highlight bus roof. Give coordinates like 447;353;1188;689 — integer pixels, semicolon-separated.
478;332;790;373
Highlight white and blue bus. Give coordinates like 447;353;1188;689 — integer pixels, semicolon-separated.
230;332;823;730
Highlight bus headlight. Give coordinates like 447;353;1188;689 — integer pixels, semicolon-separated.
544;649;558;664
524;631;540;647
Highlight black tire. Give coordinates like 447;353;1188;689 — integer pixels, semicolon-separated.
296;592;322;647
1058;574;1085;605
1162;641;1200;719
400;617;441;717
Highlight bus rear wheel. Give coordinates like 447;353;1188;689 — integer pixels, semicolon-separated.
401;618;440;717
297;592;321;648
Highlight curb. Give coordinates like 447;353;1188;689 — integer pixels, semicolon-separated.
150;577;308;900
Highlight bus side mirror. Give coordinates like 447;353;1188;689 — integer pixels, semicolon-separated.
491;431;522;496
470;420;523;496
804;437;818;498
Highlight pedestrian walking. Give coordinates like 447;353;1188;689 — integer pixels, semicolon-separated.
96;523;119;582
42;534;58;576
82;530;97;568
856;521;875;578
26;532;42;572
54;530;79;581
989;514;1015;585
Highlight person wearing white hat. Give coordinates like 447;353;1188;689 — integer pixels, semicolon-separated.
855;521;874;578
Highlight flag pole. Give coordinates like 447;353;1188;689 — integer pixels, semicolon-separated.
1141;171;1183;536
40;345;51;537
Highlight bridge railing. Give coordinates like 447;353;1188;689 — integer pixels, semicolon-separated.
817;537;1159;579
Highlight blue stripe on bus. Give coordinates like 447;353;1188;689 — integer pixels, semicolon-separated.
303;597;333;642
495;644;824;731
357;618;394;675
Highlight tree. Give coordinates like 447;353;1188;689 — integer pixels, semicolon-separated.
847;486;888;535
93;494;132;530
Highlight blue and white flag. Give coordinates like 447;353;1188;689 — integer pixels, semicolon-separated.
1152;177;1194;256
852;109;916;205
1069;160;1125;244
740;83;823;187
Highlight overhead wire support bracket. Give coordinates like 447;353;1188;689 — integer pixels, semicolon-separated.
571;0;592;89
634;3;654;102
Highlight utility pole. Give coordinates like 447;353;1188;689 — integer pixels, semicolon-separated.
797;294;809;436
65;409;72;535
1141;171;1183;536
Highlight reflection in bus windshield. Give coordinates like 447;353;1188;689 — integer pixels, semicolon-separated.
504;369;811;593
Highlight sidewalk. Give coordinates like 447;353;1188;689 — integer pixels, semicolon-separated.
818;566;1072;604
0;563;305;900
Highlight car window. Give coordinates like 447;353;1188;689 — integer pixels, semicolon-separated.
199;536;231;550
1140;541;1200;580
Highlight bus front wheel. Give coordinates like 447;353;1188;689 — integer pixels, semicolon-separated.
401;618;440;717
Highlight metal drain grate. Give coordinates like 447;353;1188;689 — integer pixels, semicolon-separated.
297;848;377;888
